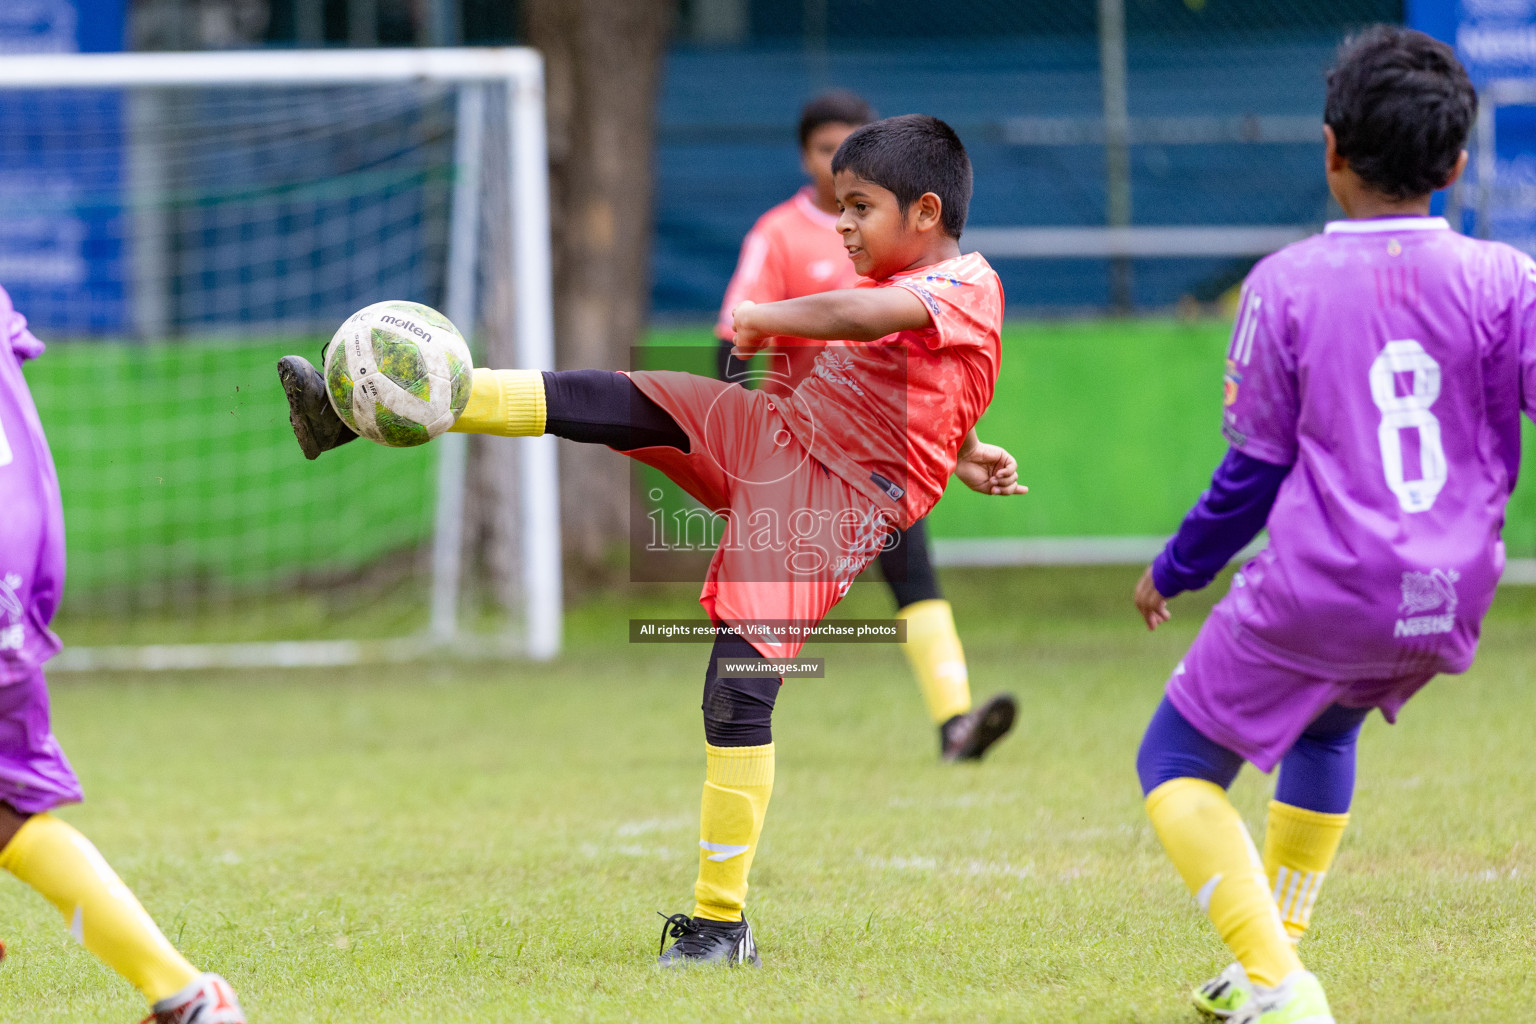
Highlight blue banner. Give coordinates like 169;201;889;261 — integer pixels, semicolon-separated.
1412;1;1536;247
1416;0;1536;84
0;1;127;336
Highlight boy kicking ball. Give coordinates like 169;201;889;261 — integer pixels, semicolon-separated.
278;114;1024;965
0;286;245;1022
1133;27;1512;1023
713;90;1016;763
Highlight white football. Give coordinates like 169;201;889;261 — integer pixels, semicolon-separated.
323;300;473;447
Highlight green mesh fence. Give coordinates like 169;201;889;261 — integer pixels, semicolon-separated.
25;339;437;623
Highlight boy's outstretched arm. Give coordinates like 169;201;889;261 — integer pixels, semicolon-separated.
1134;447;1291;631
731;288;931;356
954;428;1028;496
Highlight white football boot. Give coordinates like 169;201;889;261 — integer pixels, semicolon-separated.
1193;961;1254;1018
141;972;246;1024
1230;970;1335;1024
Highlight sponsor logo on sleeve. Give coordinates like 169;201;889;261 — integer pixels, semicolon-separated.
922;274;967;289
1394;568;1459;638
1223;359;1243;407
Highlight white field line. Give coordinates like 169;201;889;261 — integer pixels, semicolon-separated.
1497;559;1536;585
615;815;694;838
931;536;1262;567
48;634;523;673
860;853;1033;882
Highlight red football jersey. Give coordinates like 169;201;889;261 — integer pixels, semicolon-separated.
774;251;1004;528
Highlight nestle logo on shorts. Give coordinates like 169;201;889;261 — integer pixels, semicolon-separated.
1394;568;1458;639
1394;614;1454;638
379;315;430;343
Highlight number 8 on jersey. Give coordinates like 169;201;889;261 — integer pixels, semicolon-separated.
1369;339;1445;513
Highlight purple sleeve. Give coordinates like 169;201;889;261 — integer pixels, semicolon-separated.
1151;447;1291;598
1221;273;1298;465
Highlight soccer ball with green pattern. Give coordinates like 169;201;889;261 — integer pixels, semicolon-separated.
323;300;473;448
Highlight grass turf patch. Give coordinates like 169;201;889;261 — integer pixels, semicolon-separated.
4;567;1532;1021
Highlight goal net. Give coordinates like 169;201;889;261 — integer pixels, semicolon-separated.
0;49;562;668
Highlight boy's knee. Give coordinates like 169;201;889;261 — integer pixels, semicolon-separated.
702;635;780;747
1137;698;1244;797
701;675;778;747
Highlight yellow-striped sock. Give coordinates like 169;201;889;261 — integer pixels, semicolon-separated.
1146;779;1303;988
897;599;972;724
693;743;774;922
1264;800;1349;942
448;367;546;436
0;814;199;1003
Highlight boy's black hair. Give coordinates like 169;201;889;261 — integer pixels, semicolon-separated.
1325;25;1477;200
831;114;973;237
798;90;876;148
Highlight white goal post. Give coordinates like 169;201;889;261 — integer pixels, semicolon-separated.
0;49;562;667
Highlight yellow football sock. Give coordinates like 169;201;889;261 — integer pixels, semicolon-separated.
0;814;199;1003
693;743;774;922
448;367;546;436
1264;800;1349;942
897;599;972;723
1146;779;1302;988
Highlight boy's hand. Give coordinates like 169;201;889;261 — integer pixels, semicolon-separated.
731;300;768;360
954;438;1028;496
1134;566;1171;631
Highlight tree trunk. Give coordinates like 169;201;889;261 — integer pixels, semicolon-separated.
525;0;674;581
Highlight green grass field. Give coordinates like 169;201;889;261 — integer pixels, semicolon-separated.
6;567;1533;1022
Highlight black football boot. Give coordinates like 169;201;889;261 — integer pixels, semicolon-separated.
940;692;1018;762
656;912;761;967
276;353;359;460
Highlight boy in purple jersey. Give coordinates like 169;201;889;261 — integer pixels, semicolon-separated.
0;288;246;1022
1131;27;1515;1024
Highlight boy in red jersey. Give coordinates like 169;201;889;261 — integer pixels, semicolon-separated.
716;91;1017;762
276;114;1022;967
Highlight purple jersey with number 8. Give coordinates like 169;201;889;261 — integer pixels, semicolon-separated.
1209;216;1536;679
0;283;81;813
0;285;65;679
